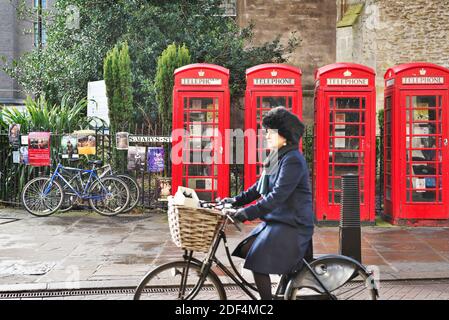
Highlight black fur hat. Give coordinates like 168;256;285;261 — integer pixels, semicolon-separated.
262;107;305;145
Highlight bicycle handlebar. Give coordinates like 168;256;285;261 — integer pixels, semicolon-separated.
199;200;243;232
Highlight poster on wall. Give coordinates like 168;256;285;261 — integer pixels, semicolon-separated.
20;146;29;165
61;135;79;159
157;177;172;201
116;132;129;150
413;178;426;192
147;147;165;173
12;151;20;164
21;135;28;145
335;131;346;149
9;124;21;147
127;146;146;171
28;132;51;167
87;80;110;126
335;114;346;130
75;130;96;155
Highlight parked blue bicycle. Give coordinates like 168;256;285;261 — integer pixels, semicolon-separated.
21;160;130;217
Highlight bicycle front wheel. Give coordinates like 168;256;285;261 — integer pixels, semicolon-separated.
21;177;64;217
134;261;226;300
116;174;140;213
88;176;130;216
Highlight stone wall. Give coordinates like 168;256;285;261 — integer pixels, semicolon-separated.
237;0;337;123
0;0;52;103
0;0;17;100
337;0;449;113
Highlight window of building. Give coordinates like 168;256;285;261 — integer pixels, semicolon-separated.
34;0;47;8
220;0;236;17
34;22;47;47
33;0;47;47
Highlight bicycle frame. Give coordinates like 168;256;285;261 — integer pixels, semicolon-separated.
98;164;113;179
178;212;338;300
177;216;259;300
44;163;109;201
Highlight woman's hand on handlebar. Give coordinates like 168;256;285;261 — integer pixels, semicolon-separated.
215;197;237;207
223;208;248;223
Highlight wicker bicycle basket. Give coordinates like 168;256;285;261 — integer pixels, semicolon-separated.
167;198;224;253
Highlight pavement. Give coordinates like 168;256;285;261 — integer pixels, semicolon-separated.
1;207;449;294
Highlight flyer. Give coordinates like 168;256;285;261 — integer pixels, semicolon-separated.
12;151;20;164
28;132;51;167
61;135;79;159
9;124;21;147
21;135;28;145
75;130;96;155
157;177;172;201
127;146;146;171
116;132;129;150
147;147;165;173
19;146;29;165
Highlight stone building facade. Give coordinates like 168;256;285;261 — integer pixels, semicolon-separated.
0;0;54;105
237;0;337;121
336;0;449;112
0;0;33;104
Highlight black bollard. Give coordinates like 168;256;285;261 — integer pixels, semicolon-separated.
339;174;362;263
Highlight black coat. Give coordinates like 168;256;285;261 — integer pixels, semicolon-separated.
232;149;314;275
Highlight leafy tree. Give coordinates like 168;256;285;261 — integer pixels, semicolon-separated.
2;0;126;105
154;44;191;131
2;0;299;123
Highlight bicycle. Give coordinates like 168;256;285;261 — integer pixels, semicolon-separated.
21;160;130;217
59;162;141;213
98;164;141;213
133;200;379;300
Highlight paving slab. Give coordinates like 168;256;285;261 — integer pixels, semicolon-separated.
1;208;449;292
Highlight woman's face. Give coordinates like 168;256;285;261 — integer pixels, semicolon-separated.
265;129;287;149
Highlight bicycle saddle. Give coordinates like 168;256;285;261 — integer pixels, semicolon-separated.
88;160;103;166
67;158;80;162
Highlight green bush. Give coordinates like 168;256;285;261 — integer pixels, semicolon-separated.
0;95;95;132
104;41;133;133
154;44;191;131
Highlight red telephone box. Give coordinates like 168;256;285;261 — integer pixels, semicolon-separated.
244;64;303;189
383;63;449;226
172;63;230;201
314;63;376;222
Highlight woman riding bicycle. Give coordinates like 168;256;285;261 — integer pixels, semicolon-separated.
223;107;314;300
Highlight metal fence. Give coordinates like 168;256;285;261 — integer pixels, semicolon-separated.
0;125;174;209
0;126;384;213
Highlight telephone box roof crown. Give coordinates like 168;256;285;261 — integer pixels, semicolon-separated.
246;64;302;76
384;62;449;78
174;63;229;76
315;63;375;79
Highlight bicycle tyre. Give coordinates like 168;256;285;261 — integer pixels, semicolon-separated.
116;174;140;213
134;261;226;300
59;175;83;213
21;177;64;217
88;176;130;216
287;257;377;300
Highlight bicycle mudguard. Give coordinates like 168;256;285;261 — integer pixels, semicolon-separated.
285;254;378;298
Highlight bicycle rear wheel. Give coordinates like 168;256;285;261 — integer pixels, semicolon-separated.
88;176;130;216
134;261;226;300
21;177;64;217
116;174;140;213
